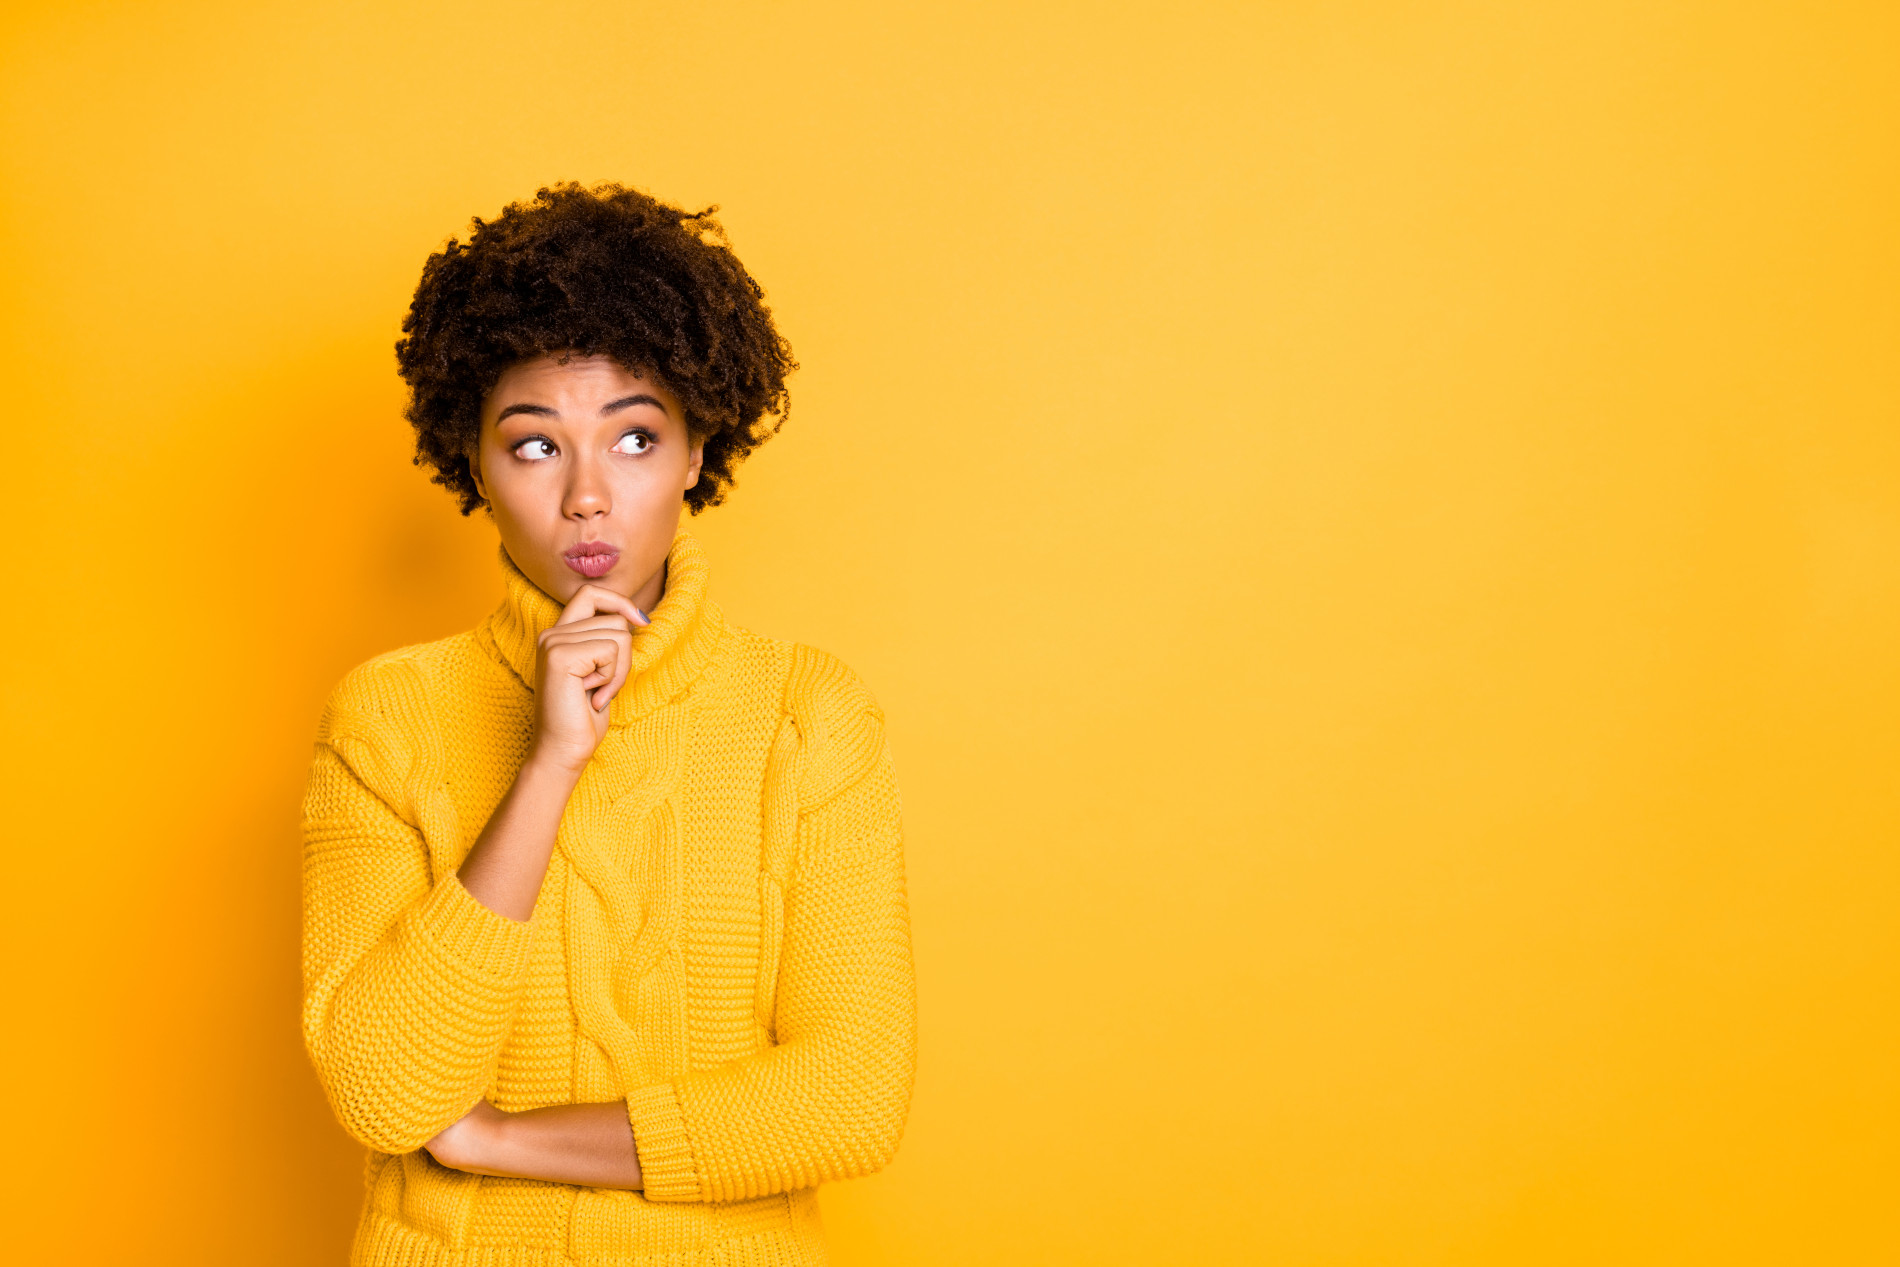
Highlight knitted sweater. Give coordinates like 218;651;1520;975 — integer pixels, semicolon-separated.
300;528;916;1266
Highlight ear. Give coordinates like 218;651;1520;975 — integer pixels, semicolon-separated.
467;443;488;501
684;435;705;491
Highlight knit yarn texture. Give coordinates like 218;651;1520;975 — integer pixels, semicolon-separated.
301;528;917;1266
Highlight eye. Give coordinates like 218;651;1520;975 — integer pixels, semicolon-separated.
513;437;557;461
611;430;654;455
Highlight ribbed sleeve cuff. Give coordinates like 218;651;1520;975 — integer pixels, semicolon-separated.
627;1081;701;1201
409;873;533;979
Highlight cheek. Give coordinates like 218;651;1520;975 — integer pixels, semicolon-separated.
617;461;689;514
480;461;556;525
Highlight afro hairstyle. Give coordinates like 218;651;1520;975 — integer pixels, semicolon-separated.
394;181;795;514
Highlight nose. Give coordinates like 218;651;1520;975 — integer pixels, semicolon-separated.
562;450;611;521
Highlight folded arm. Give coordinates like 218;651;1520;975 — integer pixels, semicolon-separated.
424;1099;643;1189
422;732;915;1198
392;645;915;1199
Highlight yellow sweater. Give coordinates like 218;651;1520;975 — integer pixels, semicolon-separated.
300;528;917;1266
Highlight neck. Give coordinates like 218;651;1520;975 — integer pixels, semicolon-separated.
628;557;669;617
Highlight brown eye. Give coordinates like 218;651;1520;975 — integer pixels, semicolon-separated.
611;431;653;455
514;438;556;460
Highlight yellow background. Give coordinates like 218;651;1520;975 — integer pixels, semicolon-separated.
2;2;1896;1262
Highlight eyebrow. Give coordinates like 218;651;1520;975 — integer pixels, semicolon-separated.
495;403;557;422
601;394;669;416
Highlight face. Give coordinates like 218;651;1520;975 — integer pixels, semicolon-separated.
470;354;704;611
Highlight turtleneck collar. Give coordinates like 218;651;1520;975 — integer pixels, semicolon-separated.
476;526;726;726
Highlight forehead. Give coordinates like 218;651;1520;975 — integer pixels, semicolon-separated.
485;354;674;412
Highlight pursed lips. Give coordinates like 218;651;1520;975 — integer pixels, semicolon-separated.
562;541;620;578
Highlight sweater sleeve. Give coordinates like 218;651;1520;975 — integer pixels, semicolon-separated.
626;654;918;1202
299;666;534;1155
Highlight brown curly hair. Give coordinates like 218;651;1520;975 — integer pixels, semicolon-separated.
395;181;795;515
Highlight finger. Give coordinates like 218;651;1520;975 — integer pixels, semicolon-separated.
556;583;651;629
591;654;628;711
546;638;620;683
544;612;639;635
587;631;634;712
600;629;634;704
537;620;631;659
549;628;632;670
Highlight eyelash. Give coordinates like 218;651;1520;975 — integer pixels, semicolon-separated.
510;429;655;460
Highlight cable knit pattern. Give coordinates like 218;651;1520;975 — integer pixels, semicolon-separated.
301;528;917;1266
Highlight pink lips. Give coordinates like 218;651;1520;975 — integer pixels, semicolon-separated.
562;541;621;579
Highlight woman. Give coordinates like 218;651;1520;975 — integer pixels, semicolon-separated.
301;182;916;1266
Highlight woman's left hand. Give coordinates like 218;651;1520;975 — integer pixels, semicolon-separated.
424;1100;510;1172
421;1098;644;1188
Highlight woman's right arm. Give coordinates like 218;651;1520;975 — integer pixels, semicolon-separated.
452;585;647;919
301;584;645;1154
301;723;539;1156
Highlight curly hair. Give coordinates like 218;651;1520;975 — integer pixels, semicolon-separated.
395;181;795;515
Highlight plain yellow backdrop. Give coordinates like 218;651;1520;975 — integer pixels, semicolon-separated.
2;1;1896;1262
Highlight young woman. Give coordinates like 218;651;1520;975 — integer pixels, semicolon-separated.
300;183;916;1266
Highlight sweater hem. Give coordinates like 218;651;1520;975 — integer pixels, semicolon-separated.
352;1209;829;1266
